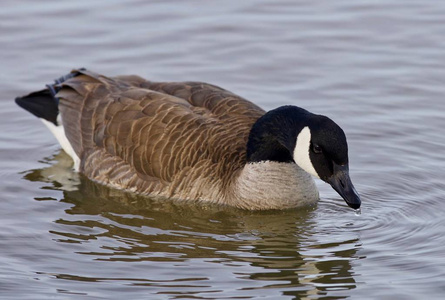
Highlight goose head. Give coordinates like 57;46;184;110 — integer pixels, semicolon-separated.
247;105;361;209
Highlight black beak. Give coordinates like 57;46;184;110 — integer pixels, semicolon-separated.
327;163;361;209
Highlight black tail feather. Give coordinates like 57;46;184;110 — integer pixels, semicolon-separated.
15;89;59;125
15;68;86;126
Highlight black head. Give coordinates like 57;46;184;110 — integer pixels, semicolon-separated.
247;106;361;209
293;114;360;209
304;115;349;181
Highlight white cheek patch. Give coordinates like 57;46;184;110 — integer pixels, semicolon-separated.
293;126;320;178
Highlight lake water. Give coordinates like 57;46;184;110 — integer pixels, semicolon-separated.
1;0;444;299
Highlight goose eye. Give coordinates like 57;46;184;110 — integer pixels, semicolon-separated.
313;144;322;154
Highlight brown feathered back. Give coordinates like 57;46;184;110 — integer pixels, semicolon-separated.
56;69;265;202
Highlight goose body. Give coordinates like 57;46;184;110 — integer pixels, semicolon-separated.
16;69;360;210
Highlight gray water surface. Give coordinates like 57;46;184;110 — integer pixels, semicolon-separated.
1;0;445;299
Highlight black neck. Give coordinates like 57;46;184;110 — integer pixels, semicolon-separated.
246;106;311;163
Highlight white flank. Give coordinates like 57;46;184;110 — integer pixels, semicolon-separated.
41;119;80;171
293;126;319;178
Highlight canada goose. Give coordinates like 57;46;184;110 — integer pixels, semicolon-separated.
16;69;361;210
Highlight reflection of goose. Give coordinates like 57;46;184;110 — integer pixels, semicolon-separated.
36;152;81;192
24;151;358;297
16;69;360;210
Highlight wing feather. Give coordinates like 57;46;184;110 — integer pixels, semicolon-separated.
57;69;265;198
